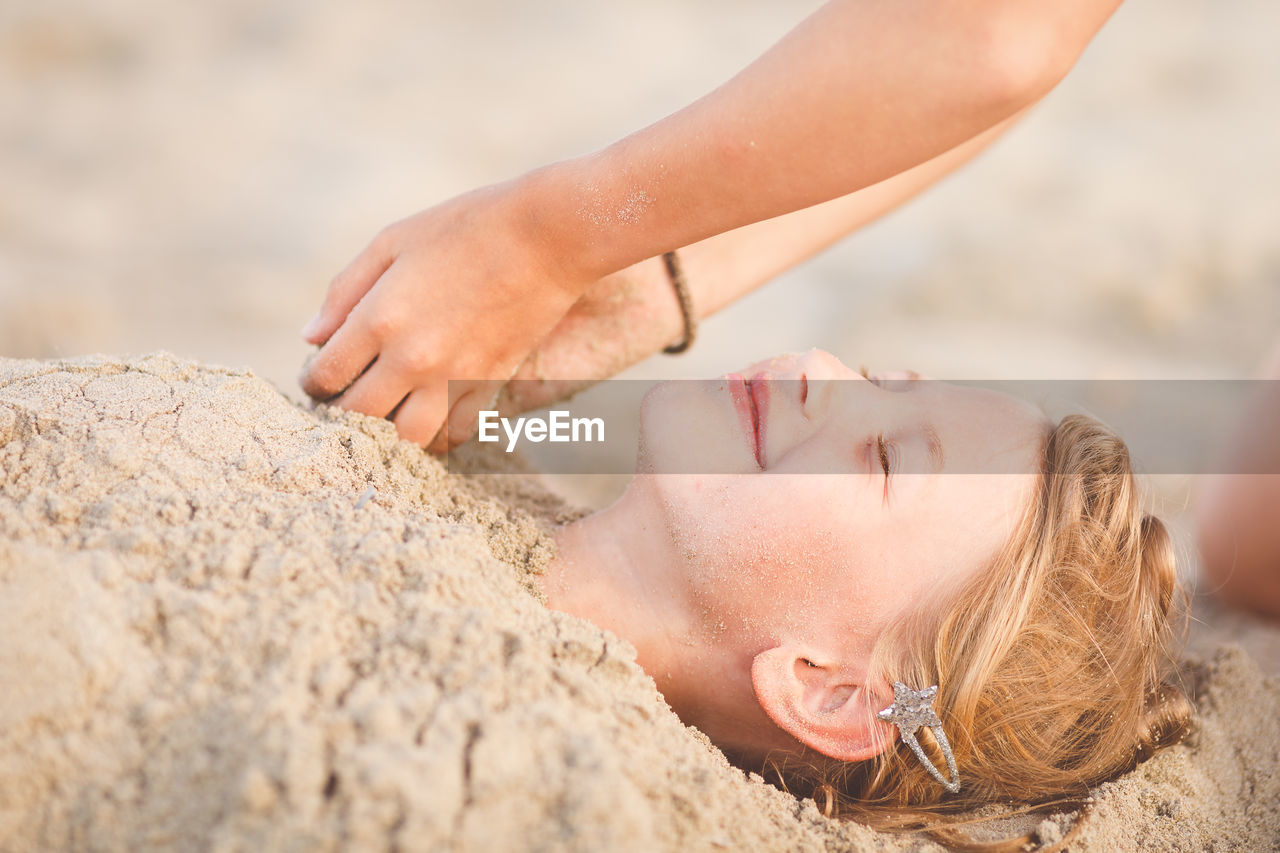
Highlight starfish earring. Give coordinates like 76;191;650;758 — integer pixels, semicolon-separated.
877;682;961;793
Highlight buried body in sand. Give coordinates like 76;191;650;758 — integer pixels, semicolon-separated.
1;351;1278;852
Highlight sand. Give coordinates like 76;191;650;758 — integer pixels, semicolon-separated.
2;354;1278;852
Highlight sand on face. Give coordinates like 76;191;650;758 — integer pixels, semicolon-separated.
1;354;1278;852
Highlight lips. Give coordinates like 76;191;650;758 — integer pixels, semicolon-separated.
727;372;767;469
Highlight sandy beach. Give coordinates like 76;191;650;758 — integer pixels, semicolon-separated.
3;0;1279;849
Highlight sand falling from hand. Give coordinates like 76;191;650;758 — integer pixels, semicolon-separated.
1;353;1278;851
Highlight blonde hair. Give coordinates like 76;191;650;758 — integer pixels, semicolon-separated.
763;414;1193;851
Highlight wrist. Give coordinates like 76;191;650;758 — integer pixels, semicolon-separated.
629;255;690;353
496;161;591;289
504;147;672;287
475;169;588;308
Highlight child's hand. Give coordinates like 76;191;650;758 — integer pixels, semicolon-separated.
496;256;684;416
298;185;587;452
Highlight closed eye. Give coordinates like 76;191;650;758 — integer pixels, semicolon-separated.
877;433;897;504
876;433;895;476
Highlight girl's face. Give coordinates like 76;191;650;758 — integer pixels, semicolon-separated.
632;350;1049;658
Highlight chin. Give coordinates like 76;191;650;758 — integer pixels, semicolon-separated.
634;378;754;476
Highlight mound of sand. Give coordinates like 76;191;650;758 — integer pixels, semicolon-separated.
1;354;1277;851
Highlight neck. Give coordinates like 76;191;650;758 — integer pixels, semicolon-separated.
539;478;805;763
539;478;703;704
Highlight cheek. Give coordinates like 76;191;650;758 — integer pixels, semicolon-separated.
657;476;863;622
636;382;751;475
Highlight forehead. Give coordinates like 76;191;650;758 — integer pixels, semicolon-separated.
928;383;1050;475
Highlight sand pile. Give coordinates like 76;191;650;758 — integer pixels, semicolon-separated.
1;354;1277;852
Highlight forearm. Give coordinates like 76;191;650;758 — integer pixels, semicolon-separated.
676;107;1028;317
517;0;1120;283
500;106;1031;409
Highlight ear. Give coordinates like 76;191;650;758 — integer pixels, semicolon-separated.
750;643;895;762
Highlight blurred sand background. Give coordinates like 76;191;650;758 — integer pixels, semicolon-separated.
3;0;1278;438
3;0;1277;385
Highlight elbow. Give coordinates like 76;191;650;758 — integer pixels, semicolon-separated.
966;2;1116;112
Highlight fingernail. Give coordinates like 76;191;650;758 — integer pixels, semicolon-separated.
301;314;322;340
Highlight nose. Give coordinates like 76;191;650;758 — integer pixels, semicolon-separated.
774;350;869;419
736;349;863;382
790;348;864;382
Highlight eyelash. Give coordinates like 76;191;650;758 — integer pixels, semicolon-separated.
862;367;899;488
876;433;895;477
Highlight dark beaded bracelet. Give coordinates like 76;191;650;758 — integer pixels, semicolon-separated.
661;250;697;354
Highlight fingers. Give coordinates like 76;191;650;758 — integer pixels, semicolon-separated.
332;361;411;420
427;380;504;454
426;390;471;455
301;232;396;345
390;386;450;448
299;315;382;401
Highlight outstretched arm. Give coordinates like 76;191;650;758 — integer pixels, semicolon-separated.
500;108;1031;413
299;0;1122;450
